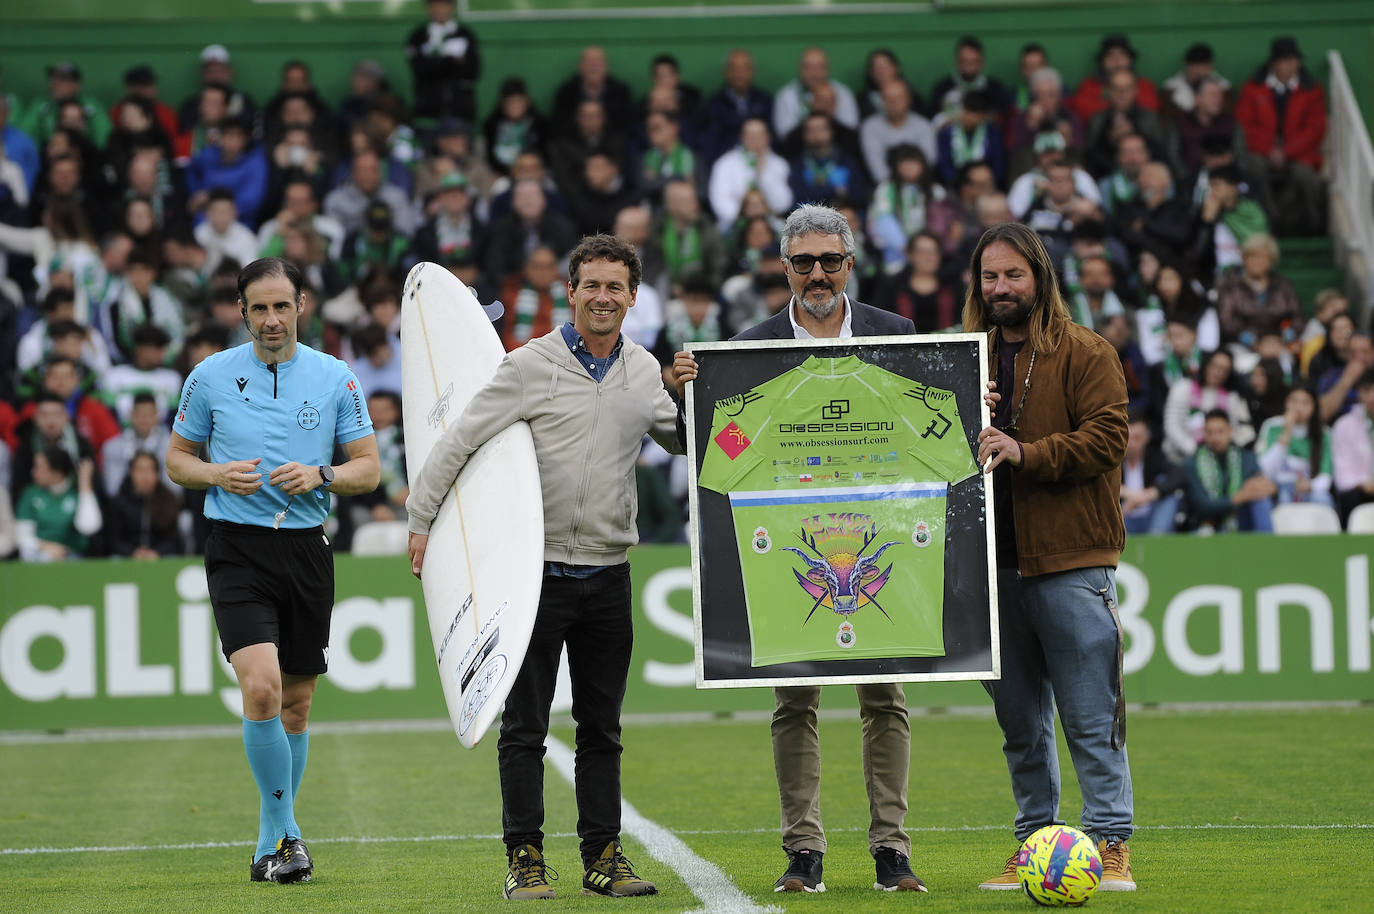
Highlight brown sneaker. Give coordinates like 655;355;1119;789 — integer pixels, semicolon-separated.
1096;839;1136;891
582;841;657;897
503;845;557;900
978;850;1021;890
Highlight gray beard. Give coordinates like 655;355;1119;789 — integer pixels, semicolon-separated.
797;291;843;320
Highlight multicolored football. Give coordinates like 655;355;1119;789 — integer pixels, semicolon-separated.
1016;825;1102;906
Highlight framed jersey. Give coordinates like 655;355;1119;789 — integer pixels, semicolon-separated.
686;333;998;688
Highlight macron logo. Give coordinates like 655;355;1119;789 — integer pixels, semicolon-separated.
236;377;249;392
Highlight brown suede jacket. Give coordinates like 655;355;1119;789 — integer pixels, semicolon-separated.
992;321;1129;576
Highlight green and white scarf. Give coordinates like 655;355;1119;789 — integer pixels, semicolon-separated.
1195;445;1244;532
950;123;988;169
492;119;530;170
511;281;570;345
643;142;695;182
662;220;702;284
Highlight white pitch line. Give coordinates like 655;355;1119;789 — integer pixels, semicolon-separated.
5;822;1371;857
543;735;781;914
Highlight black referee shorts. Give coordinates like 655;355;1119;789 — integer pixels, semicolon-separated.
205;520;335;675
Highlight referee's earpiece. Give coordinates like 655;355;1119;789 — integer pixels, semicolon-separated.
241;304;263;341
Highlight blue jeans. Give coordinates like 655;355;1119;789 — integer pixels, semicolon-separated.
1123;493;1180;535
988;566;1134;844
1276;482;1335;509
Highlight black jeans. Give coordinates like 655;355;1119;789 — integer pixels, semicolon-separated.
498;564;634;864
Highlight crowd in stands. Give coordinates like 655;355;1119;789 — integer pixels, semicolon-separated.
0;0;1369;560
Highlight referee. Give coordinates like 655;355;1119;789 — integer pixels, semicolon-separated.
166;257;380;884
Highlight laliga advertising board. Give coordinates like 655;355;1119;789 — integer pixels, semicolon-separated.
400;262;544;747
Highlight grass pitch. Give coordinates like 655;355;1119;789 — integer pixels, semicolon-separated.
3;705;1371;913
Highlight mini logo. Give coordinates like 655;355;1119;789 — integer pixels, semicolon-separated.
913;521;932;548
297;406;321;430
427;382;455;429
820;399;850;420
272;789;284;800
713;421;751;460
799;472;813;483
235;377;249;392
752;526;772;554
836;621;856;649
716;390;762;417
806;456;821;466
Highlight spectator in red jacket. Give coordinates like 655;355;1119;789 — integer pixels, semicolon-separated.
17;356;122;461
109;65;191;163
1234;36;1327;235
1069;34;1161;124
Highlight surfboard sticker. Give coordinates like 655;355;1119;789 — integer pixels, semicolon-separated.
402;262;544;748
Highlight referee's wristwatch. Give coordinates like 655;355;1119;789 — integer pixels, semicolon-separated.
318;465;335;489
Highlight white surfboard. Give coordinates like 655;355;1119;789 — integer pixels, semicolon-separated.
401;262;544;748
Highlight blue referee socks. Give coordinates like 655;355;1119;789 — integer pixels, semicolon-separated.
243;716;302;861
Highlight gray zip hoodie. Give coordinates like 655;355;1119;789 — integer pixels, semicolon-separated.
406;328;682;566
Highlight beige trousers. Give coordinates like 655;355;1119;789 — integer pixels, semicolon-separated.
771;683;911;857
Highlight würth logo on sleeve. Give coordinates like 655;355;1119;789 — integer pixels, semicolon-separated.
347;380;357;392
714;422;751;460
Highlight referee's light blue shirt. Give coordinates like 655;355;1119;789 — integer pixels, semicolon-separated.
174;343;374;528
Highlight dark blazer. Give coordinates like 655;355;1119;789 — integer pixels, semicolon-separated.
732;298;915;341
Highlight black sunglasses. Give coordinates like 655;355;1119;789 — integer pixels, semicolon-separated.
786;252;850;274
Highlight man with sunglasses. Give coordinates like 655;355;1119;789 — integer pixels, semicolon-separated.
672;204;923;893
964;222;1136;892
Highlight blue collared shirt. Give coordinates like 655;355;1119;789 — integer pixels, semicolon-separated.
174;342;373;528
560;322;622;383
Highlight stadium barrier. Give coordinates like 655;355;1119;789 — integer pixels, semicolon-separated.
1326;50;1374;321
2;536;1372;731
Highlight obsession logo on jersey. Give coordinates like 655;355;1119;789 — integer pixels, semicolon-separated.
427;382;455;429
716;390;762;417
713;421;751;460
297;406;321;430
820;399;850;420
782;513;901;624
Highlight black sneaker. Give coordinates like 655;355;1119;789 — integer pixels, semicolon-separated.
874;847;927;892
249;852;274;883
273;836;313;884
504;844;558;900
774;848;825;893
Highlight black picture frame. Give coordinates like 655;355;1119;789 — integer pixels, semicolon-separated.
686;333;999;687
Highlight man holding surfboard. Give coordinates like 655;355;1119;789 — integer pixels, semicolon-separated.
167;257;382;884
407;234;681;900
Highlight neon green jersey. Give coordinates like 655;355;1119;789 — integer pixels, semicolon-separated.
698;355;979;666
